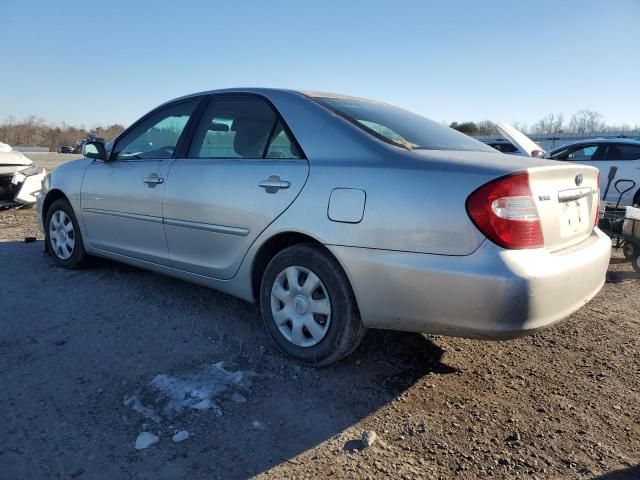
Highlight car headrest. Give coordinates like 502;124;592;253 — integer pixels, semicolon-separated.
232;118;273;157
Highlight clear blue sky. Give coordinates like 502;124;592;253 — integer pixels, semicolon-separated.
1;0;638;129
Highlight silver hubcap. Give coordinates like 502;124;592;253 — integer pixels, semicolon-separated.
270;266;331;347
49;210;75;260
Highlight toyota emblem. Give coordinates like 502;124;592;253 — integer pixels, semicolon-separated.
575;173;584;186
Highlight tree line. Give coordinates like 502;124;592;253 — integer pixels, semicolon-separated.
449;110;639;136
0;115;125;150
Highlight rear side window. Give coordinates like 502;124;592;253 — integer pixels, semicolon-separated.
603;144;640;160
188;96;302;159
311;97;495;152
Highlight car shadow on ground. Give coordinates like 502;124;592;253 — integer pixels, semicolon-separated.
1;240;457;479
606;271;640;283
594;465;640;479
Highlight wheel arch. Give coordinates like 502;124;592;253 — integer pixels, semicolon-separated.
42;189;71;220
250;231;333;301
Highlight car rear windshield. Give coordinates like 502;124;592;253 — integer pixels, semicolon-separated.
312;97;495;153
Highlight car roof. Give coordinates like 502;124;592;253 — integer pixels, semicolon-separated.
550;137;640;152
162;87;392;108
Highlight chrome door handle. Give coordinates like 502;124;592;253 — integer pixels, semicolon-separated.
144;176;164;185
259;176;290;192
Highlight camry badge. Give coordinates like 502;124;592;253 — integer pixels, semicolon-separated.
575;173;584;186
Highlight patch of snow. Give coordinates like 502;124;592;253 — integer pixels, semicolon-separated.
172;430;190;443
231;393;247;403
124;395;161;423
125;362;258;421
251;420;265;430
134;432;159;450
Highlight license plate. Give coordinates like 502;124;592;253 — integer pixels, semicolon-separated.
560;199;588;237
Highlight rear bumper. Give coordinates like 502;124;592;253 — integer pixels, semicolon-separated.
329;229;611;339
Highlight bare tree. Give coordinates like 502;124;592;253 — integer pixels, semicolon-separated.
0;115;124;149
512;121;529;134
476;120;497;135
568;110;605;133
532;113;565;134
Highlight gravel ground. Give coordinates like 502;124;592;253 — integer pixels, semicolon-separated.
1;154;639;479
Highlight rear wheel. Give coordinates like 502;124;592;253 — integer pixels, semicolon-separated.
45;198;92;269
632;251;640;274
259;244;366;366
622;241;636;260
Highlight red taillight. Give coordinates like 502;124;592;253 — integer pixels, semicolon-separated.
466;172;544;249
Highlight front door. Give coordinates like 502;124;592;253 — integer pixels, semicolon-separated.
163;95;309;279
81;99;200;264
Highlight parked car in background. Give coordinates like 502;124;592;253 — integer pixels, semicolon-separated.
57;146;74;154
546;139;640;207
494;123;546;158
487;124;640;208
37;88;610;365
483;138;520;154
0;142;46;208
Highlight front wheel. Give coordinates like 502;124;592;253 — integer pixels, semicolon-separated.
45;198;92;269
259;244;366;366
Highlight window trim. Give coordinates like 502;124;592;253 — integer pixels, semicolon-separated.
182;92;307;161
108;96;208;162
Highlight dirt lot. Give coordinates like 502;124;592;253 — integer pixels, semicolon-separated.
1;154;639;479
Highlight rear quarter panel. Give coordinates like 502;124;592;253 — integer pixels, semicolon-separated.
260;156;492;256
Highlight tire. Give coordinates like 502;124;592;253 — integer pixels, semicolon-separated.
622;241;636;260
259;244;366;366
632;251;640;274
45;198;92;269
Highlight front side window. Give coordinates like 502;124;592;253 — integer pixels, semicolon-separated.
311;96;495;152
112;100;199;160
551;144;601;161
189;96;302;159
567;145;599;161
603;144;640;161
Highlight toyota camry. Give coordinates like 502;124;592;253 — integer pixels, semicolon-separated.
36;89;611;365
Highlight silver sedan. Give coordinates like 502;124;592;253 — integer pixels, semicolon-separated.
36;89;611;365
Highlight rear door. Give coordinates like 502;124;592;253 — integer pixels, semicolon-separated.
81;98;201;264
600;143;640;205
163;94;309;279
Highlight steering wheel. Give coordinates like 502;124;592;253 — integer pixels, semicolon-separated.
155;145;175;157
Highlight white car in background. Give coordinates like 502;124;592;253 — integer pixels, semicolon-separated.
492;125;640;208
0;142;47;208
546;139;640;207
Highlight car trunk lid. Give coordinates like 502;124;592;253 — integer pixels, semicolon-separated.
528;164;599;251
496;122;545;157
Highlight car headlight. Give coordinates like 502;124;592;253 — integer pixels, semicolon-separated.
19;165;40;177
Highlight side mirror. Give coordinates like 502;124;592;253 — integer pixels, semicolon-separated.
83;141;107;161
